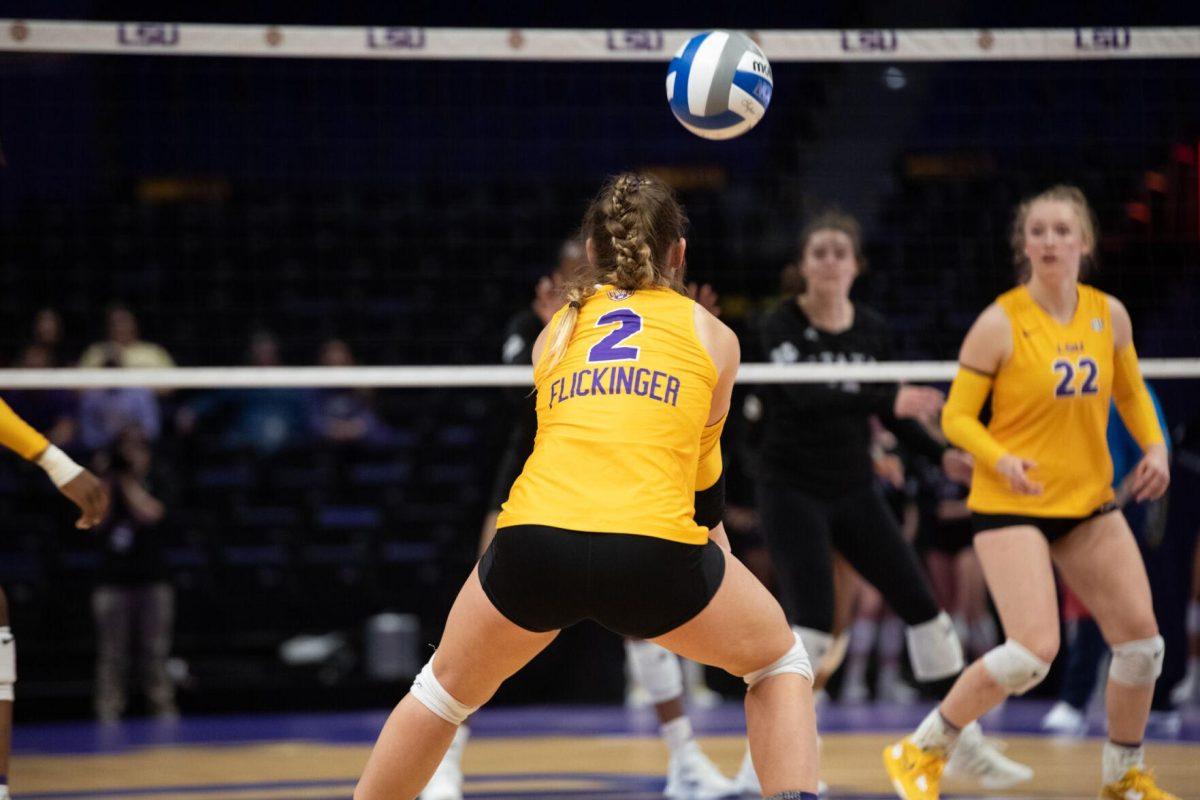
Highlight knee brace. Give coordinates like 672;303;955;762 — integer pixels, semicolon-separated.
624;640;683;705
410;655;476;725
792;626;833;669
744;631;813;688
0;627;14;701
1109;635;1164;687
982;639;1051;695
906;611;965;682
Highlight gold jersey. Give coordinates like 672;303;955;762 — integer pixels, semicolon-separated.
0;397;49;461
968;283;1115;516
497;284;718;545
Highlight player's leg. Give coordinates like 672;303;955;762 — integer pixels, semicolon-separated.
623;639;736;798
354;567;557;800
651;548;818;797
139;582;178;718
0;587;12;800
1050;512;1174;796
757;480;837;673
884;525;1056;799
831;488;962;685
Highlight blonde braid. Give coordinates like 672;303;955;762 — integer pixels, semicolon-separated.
605;175;655;289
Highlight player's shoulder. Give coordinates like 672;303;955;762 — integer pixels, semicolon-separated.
692;302;739;366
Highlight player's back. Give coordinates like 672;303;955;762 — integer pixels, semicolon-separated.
497;284;717;544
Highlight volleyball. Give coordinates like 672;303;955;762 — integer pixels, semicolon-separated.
666;30;773;140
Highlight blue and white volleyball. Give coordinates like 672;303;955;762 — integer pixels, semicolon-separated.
666;30;773;140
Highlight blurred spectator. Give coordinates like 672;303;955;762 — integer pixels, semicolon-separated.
4;344;78;447
176;329;309;453
31;308;68;366
79;305;175;369
308;338;399;448
78;351;161;452
91;429;177;722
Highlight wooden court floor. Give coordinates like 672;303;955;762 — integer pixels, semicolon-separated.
11;704;1200;799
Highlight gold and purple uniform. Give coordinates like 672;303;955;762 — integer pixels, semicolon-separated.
497;284;718;544
945;283;1163;518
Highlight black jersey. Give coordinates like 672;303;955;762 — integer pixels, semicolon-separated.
487;306;544;510
757;297;944;497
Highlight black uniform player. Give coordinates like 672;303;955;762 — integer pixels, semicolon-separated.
742;210;1031;791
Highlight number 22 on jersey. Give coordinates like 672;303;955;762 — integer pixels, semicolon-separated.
1052;356;1099;398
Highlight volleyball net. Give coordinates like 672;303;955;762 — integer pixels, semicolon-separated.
1;20;1199;703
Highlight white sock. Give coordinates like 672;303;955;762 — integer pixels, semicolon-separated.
1102;740;1144;785
661;716;693;754
912;708;959;754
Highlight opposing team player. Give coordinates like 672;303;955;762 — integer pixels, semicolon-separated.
356;173;820;800
745;211;1029;792
884;186;1177;800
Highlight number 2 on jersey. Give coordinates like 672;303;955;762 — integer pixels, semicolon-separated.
588;309;642;363
1052;356;1099;398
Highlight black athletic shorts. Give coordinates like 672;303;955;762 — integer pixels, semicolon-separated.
971;504;1117;544
478;524;726;639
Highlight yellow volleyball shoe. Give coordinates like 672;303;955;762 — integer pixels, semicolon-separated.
882;737;945;800
1099;766;1179;800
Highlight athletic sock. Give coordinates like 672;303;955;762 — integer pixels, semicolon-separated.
912;707;960;754
661;715;693;754
1102;739;1144;785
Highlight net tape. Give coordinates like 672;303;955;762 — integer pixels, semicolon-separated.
1;21;1198;62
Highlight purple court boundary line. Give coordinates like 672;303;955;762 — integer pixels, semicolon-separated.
14;700;1200;756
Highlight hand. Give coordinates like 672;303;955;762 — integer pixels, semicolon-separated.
686;282;721;317
994;454;1042;495
1128;444;1170;503
893;385;944;420
59;469;110;529
532;275;560;324
941;448;974;485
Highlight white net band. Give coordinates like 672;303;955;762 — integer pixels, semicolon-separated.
1;21;1197;62
1;359;1196;389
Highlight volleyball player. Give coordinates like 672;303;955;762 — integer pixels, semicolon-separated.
0;398;108;800
884;186;1178;800
355;173;820;800
741;211;1030;792
423;242;735;799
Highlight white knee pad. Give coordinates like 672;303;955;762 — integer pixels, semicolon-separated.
906;611;966;681
744;631;813;688
624;640;683;705
792;626;833;668
0;627;14;701
982;639;1051;695
410;655;476;726
1109;635;1164;687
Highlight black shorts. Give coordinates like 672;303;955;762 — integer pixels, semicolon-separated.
971;505;1116;544
923;518;975;555
478;524;726;639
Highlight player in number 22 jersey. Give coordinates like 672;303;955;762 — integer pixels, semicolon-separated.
885;185;1176;800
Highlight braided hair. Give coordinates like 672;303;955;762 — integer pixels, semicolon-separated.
542;173;688;371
